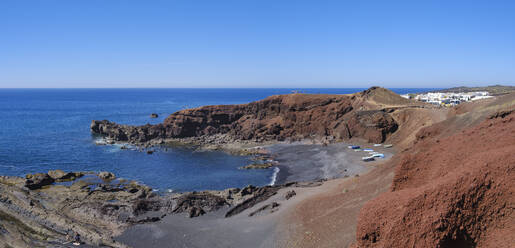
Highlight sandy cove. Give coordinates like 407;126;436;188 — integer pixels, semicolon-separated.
0;140;394;248
114;142;395;248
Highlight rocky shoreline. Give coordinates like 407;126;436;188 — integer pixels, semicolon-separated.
0;169;324;247
0;137;383;247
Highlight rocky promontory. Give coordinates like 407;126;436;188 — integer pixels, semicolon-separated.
90;87;412;148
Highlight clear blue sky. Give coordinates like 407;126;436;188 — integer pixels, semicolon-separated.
1;0;514;88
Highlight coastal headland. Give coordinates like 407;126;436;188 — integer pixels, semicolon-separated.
1;87;513;248
89;87;423;151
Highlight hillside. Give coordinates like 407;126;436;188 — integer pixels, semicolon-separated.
354;94;515;247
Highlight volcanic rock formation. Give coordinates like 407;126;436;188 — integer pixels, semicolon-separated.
91;87;416;146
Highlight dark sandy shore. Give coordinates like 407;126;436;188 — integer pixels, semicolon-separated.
115;142;394;248
269;142;393;185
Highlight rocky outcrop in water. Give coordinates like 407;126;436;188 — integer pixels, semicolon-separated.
91;87;406;146
24;173;55;190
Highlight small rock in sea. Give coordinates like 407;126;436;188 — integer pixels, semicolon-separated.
285;190;296;200
98;171;115;180
146;150;154;154
120;145;128;150
240;162;274;169
25;173;54;190
47;169;67;180
47;170;83;182
150;113;158;118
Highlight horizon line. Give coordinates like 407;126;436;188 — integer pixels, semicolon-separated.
0;87;447;90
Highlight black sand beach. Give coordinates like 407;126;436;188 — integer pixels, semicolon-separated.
115;142;394;248
269;142;393;185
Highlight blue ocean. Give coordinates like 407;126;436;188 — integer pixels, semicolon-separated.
0;88;436;192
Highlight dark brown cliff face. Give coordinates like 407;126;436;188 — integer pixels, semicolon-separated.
91;88;404;144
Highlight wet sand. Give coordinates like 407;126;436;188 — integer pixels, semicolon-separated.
116;142;394;248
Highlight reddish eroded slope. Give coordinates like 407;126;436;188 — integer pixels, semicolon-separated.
162;89;406;143
386;107;448;150
353;86;414;108
355;110;515;247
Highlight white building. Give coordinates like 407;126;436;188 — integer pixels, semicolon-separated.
410;91;492;106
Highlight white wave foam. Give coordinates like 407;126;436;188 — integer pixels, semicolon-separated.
269;167;280;186
94;138;107;145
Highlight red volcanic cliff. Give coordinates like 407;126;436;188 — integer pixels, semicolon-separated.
91;87;410;144
355;109;515;247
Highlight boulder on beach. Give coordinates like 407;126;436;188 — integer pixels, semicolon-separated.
285;190;296;200
172;192;229;217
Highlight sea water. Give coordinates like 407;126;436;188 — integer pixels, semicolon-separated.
0;88;436;192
